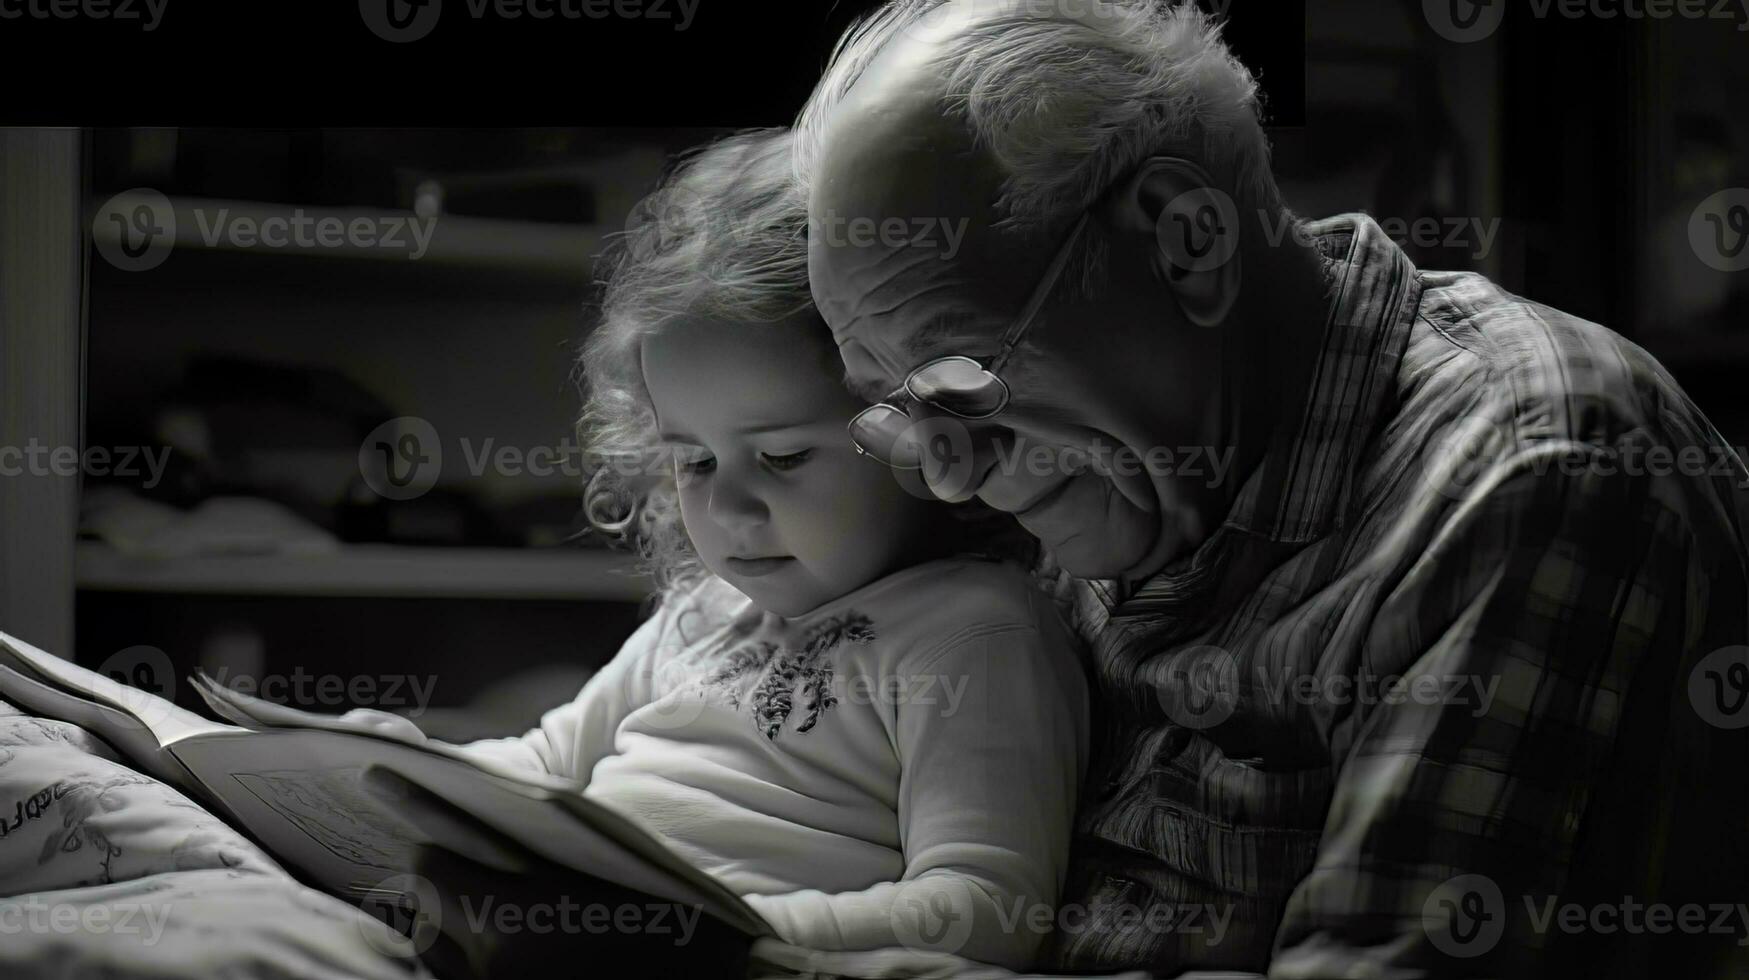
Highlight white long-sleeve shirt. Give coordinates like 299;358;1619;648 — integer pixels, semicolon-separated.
465;557;1089;970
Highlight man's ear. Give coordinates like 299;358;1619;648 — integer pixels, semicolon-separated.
1107;155;1242;329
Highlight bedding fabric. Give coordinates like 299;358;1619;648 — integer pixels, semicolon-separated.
0;696;431;980
0;696;1148;979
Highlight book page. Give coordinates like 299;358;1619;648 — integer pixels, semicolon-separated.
170;728;771;936
0;630;229;747
0;663;197;789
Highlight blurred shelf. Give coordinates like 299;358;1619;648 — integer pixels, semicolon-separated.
89;193;606;277
74;542;650;601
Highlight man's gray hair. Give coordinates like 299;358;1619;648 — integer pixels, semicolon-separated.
796;0;1285;240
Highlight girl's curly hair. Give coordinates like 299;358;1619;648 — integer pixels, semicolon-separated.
578;129;815;596
576;128;1062;612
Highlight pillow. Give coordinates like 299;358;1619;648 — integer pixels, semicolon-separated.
0;701;281;892
0;699;430;980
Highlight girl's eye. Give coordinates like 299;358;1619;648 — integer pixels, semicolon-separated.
761;449;814;472
673;450;715;475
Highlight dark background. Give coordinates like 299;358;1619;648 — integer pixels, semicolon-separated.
5;0;1745;736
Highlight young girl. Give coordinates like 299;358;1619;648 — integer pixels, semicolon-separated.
461;129;1089;972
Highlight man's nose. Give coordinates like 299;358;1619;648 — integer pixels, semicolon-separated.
707;475;769;533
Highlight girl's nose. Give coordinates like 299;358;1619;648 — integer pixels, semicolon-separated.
707;476;769;533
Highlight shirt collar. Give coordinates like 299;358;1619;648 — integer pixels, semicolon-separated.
1089;213;1421;620
1221;211;1422;544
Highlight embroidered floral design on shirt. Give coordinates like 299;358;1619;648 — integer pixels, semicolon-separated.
700;613;874;740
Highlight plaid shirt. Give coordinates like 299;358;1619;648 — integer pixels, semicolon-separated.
1046;214;1749;978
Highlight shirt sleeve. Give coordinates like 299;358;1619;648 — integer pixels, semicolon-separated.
743;622;1089;971
458;598;681;783
1270;442;1749;978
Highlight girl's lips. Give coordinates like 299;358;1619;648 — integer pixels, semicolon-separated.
725;556;796;578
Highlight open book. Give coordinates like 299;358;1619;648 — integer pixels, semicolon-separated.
0;629;772;939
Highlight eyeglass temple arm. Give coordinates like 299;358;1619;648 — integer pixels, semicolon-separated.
990;212;1091;371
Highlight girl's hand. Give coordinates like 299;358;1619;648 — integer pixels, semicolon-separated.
336;708;429;744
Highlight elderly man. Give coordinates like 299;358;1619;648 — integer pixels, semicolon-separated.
800;1;1749;977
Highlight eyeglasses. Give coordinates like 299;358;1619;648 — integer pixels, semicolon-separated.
846;212;1090;470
